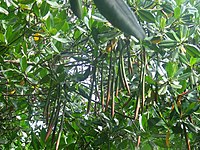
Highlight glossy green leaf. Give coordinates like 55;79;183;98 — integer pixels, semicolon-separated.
158;84;168;95
185;44;200;57
61;21;69;32
31;132;41;150
5;26;13;43
179;53;189;65
0;33;5;42
190;57;197;66
161;3;173;14
184;102;199;115
0;7;8;15
142;114;148;131
148;117;161;128
174;7;181;19
166;62;178;78
181;14;193;24
138;9;155;23
171;83;182;89
173;67;185;77
179;25;188;40
19;0;35;4
20;56;27;72
39;68;48;78
119;140;129;149
46;0;61;8
178;72;191;80
40;1;50;17
158;40;178;48
33;3;39;16
160;17;166;29
52;34;68;43
145;76;156;84
175;0;186;6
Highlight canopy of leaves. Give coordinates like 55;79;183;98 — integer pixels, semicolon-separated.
0;0;199;149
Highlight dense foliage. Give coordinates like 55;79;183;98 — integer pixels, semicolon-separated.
0;0;199;149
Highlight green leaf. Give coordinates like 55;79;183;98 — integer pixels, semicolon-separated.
174;67;185;78
160;17;166;29
5;26;13;43
179;53;189;65
20;56;27;72
119;140;129;149
138;9;155;23
178;80;187;93
161;3;173;14
33;3;39;16
166;62;178;78
0;6;9;15
93;132;108;146
148;117;161;128
179;25;188;40
52;34;68;43
171;83;182;89
142;114;148;131
46;0;61;8
31;132;41;150
174;7;181;19
181;14;193;24
185;44;200;57
158;40;178;48
39;68;48;78
175;0;186;5
0;33;5;42
75;67;91;82
78;86;89;99
158;84;168;95
19;0;35;4
40;1;50;17
178;72;191;80
61;21;69;32
190;57;197;66
45;15;52;30
49;28;57;35
145;76;156;84
141;142;153;150
154;139;167;148
54;17;65;30
40;128;46;147
184;102;199;115
169;30;180;42
27;77;38;84
174;101;180;114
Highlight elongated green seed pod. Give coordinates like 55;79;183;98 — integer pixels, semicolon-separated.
69;0;83;19
93;0;145;40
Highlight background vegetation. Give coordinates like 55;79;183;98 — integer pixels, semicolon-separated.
0;0;199;149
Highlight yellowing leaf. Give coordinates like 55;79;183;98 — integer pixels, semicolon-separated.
151;36;162;44
106;39;117;52
9;89;16;95
177;95;183;108
33;33;41;41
